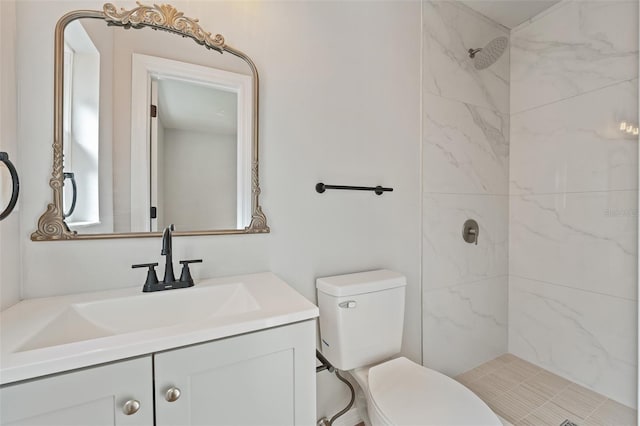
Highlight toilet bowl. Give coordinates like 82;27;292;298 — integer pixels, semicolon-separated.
316;270;501;426
351;357;501;426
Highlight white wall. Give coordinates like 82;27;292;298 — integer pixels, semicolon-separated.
0;0;21;310
14;0;421;419
161;129;237;230
421;1;510;376
156;116;166;230
509;0;638;408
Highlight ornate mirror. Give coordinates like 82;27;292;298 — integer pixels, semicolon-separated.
32;2;269;240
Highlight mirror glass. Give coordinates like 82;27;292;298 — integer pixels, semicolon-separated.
146;78;245;231
62;18;250;233
51;10;261;236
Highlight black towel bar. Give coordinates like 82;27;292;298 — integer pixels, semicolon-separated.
315;182;393;196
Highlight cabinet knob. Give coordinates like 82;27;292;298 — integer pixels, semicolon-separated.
122;399;141;415
165;386;181;402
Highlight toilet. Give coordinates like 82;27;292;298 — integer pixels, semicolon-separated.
316;269;502;426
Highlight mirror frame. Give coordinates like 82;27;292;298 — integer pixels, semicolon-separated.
32;2;269;241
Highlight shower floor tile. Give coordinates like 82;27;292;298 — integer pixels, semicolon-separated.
455;354;637;426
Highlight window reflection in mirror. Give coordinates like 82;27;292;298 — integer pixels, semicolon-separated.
63;20;102;230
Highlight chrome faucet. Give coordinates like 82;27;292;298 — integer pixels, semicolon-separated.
161;224;175;283
132;224;203;292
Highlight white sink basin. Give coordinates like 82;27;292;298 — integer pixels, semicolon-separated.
0;272;319;385
17;307;113;352
17;283;260;352
76;282;260;333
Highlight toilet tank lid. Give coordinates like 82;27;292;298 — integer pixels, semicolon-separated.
316;269;406;297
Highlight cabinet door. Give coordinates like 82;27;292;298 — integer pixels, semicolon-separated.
1;356;153;426
155;320;316;426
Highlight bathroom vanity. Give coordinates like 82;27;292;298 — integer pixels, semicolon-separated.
0;273;318;425
2;3;319;424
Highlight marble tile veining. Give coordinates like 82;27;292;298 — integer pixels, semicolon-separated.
509;191;638;300
421;0;509;397
509;276;638;408
456;354;637;425
510;79;638;195
507;0;639;421
423;194;508;289
424;92;509;195
511;0;639;113
423;1;509;114
423;276;507;377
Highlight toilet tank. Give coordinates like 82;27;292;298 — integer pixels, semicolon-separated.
316;270;406;371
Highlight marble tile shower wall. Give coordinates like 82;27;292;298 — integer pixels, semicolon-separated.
508;0;638;409
422;1;509;377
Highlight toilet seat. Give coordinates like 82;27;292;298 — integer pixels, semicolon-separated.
360;357;502;426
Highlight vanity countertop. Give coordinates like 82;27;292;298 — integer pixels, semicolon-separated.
0;272;318;385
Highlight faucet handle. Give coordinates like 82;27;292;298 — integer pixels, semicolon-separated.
132;262;159;270
132;262;160;292
178;259;202;285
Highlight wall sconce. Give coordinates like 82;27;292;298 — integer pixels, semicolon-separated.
619;121;639;136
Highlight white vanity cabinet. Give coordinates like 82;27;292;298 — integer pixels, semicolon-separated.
155;320;316;425
0;357;154;426
1;321;316;426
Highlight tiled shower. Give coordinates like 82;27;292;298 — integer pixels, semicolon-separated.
421;0;638;412
509;0;637;408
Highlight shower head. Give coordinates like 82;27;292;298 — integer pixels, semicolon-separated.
468;36;508;70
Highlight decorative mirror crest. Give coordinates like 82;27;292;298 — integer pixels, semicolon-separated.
32;2;269;241
102;2;226;52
